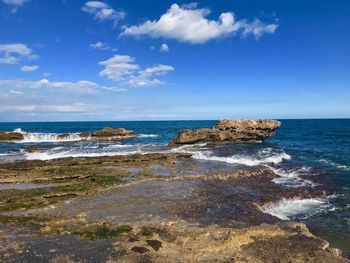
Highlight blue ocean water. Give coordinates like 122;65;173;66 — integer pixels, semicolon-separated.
0;119;349;253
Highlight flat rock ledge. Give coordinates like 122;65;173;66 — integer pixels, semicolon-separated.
169;119;281;146
81;127;137;141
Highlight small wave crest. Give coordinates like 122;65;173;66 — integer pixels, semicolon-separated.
270;166;317;188
319;159;350;172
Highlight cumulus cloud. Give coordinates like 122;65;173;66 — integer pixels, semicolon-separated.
98;54;174;87
21;65;39;72
82;1;125;26
128;64;174;87
99;55;140;82
0;43;36;64
121;3;278;43
159;43;169;52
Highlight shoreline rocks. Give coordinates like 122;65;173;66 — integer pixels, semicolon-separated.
0;127;137;142
169;119;281;146
0;131;24;142
81;127;137;141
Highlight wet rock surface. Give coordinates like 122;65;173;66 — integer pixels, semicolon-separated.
169;119;281;146
0;153;348;262
81;127;137;141
0;131;24;142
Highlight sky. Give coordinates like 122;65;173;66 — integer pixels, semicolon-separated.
0;0;349;122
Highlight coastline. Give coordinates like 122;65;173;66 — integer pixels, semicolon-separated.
0;152;348;262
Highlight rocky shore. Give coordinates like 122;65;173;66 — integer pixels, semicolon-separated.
169;119;281;146
0;131;24;142
0;127;137;143
0;120;348;262
0;153;348;262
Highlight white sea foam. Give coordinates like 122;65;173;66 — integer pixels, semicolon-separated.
25;149;147;160
23;142;159;160
13;128;82;143
138;134;159;138
191;150;291;166
270;166;317;188
0;153;14;156
260;198;326;220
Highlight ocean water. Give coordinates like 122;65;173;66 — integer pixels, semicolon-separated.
0;119;349;253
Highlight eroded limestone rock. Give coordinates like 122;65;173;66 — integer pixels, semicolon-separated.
169;119;281;146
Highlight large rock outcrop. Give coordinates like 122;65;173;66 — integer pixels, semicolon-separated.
81;127;137;141
0;131;24;142
169;119;281;146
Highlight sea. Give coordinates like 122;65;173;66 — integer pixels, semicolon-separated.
0;119;349;254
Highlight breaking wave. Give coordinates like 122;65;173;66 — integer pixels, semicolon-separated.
190;148;291;166
260;198;328;220
13;128;82;143
24;143;159;160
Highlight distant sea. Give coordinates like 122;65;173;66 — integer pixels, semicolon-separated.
0;119;349;254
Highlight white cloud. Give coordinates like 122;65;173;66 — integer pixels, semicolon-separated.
121;3;278;44
0;55;17;64
9;90;22;95
0;43;36;64
128;64;174;87
159;43;169;52
98;54;174;87
21;65;39;72
0;78;125;95
101;86;127;92
82;1;125;26
2;0;28;6
99;55;140;81
89;41;115;51
0;103;89;112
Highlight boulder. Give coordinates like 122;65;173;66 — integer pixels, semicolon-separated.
81;127;136;141
169;119;281;146
0;131;24;142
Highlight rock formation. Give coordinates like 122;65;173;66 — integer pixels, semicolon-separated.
81;127;137;141
169;119;281;146
0;131;24;142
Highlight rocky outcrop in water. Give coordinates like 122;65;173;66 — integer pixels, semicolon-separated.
169;119;281;146
0;131;24;142
82;127;137;141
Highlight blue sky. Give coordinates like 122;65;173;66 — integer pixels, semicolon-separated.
0;0;349;121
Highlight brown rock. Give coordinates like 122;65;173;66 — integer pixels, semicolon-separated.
169;119;281;146
131;246;150;254
81;127;137;141
0;131;24;142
